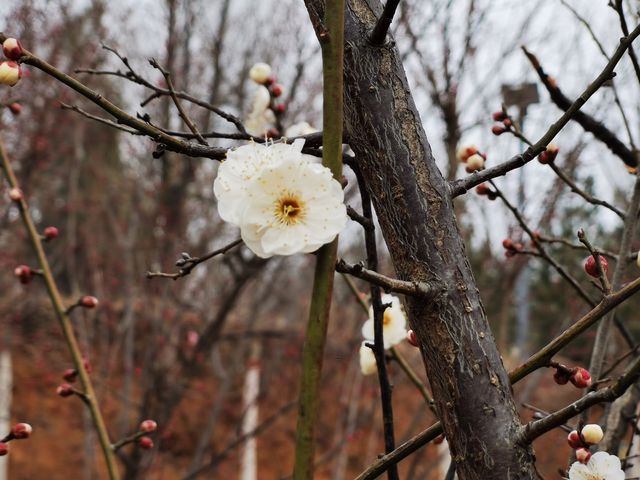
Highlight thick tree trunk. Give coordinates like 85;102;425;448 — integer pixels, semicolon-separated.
306;1;537;478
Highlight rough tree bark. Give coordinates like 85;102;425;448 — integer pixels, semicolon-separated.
305;1;537;478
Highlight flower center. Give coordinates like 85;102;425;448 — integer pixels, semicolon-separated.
275;195;304;225
383;310;392;326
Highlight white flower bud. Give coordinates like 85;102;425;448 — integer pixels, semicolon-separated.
0;61;21;87
2;38;23;60
249;62;272;84
359;343;377;375
466;153;485;172
581;424;603;445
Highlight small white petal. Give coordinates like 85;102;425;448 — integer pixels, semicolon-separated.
359;343;377;376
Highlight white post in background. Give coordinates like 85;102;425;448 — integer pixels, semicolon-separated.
0;350;12;480
240;342;261;480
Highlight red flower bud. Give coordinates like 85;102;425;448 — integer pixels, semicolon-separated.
8;102;21;115
43;226;59;240
567;430;582;449
475;183;490;196
570;367;592;389
56;383;74;397
264;75;275;86
11;423;32;439
138;436;154;449
502;118;512;128
492;111;507;122
584;255;608;278
14;265;33;284
0;443;8;456
491;125;506;136
274;103;286;114
79;296;99;309
575;447;591;464
2;38;23;61
553;369;571;385
271;84;283;97
140;420;158;433
406;330;418;347
502;239;514;250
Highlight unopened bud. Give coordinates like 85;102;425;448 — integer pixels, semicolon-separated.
8;187;23;201
475;183;491;196
138;436;154;449
567;430;582;449
11;423;32;439
14;265;33;284
465;153;485;172
274;103;285;114
62;368;78;383
584;255;608;278
43;226;59;240
8;102;21;115
0;61;22;87
492;111;507;122
270;84;283;97
2;38;23;61
406;329;418;347
0;443;8;456
56;383;74;397
491;125;506;136
456;145;478;163
575;447;591;464
79;296;99;309
581;424;603;445
248;63;272;84
502;118;512;128
139;420;158;433
553;368;571;385
502;239;514;250
570;367;592;389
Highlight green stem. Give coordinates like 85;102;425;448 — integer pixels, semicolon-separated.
292;1;344;478
0;138;120;480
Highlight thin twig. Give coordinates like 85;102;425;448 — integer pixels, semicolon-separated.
336;259;433;297
369;0;401;45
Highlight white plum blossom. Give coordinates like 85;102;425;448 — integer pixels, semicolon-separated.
244;86;276;137
249;62;272;84
568;452;625;480
362;294;407;349
214;139;347;258
359;343;377;376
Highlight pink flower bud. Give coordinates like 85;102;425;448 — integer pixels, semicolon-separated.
44;226;59;240
406;329;418;347
575;447;591;464
476;183;490;196
11;423;32;439
0;443;8;456
567;430;582;449
56;383;74;397
2;38;23;61
79;296;99;309
502;118;512;128
274;103;285;114
570;367;592;389
62;368;78;383
581;424;603;445
8;102;21;115
0;61;22;87
14;265;33;284
8;187;23;201
139;420;158;433
138;436;154;449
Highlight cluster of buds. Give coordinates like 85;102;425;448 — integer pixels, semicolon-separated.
584;255;609;278
248;62;284;110
502;239;524;258
0;422;33;456
553;364;592;389
456;145;486;173
538;144;559;164
0;38;24;87
138;419;158;450
568;424;604;464
491;110;513;136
